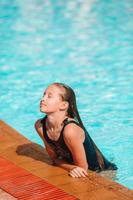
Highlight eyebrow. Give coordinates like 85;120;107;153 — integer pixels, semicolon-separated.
43;91;53;95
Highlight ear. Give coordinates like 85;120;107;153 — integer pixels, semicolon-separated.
59;101;69;111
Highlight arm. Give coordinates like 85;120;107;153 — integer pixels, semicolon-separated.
64;123;88;170
34;119;57;160
34;120;78;170
57;123;88;178
35;120;88;177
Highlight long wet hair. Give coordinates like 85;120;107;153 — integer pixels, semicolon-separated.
53;82;117;171
54;82;85;129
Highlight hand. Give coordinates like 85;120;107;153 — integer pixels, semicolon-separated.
69;167;88;178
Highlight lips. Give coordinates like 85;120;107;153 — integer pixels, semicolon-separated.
40;103;46;107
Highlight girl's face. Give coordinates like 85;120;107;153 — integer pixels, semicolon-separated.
40;84;66;114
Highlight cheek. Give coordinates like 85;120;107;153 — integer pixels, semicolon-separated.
49;98;61;107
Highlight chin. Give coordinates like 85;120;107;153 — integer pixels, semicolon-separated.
40;108;46;113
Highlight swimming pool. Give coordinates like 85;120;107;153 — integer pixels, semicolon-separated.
0;0;133;189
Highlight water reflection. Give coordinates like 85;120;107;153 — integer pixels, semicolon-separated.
0;0;133;189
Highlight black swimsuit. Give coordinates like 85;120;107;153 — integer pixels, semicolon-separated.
41;116;117;171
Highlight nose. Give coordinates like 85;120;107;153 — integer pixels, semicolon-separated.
41;96;45;101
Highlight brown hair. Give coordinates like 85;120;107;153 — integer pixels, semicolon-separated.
48;83;117;171
53;82;85;129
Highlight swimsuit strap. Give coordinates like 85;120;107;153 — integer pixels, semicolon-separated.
62;118;82;130
57;118;83;144
41;116;82;143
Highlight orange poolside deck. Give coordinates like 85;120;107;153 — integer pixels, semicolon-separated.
0;120;133;200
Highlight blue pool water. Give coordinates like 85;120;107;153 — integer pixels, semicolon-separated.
0;0;133;189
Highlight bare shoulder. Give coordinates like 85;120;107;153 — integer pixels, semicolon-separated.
63;120;85;142
34;119;42;130
34;119;43;139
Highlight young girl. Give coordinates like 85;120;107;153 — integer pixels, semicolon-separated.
35;82;117;178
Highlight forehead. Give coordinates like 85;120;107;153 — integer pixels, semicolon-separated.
45;84;64;95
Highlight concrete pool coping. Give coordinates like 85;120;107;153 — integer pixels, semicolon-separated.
0;120;133;200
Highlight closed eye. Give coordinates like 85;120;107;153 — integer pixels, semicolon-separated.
43;92;53;98
48;94;53;98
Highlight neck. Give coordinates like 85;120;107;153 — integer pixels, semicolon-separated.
46;112;68;130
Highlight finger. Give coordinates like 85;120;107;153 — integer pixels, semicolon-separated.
76;168;88;177
69;170;79;178
72;168;86;178
69;172;76;178
73;168;83;177
71;169;80;178
82;169;88;177
69;168;81;178
78;170;86;178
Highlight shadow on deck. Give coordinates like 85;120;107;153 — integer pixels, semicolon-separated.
0;120;133;200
